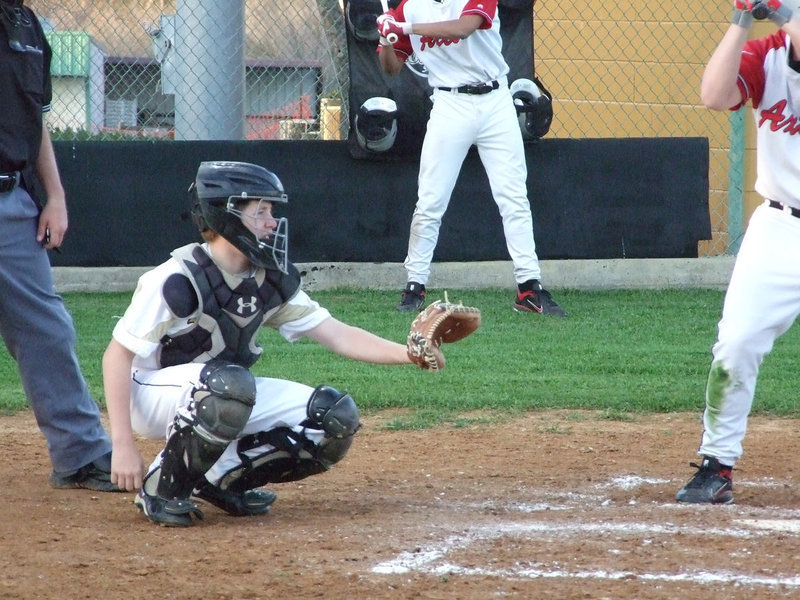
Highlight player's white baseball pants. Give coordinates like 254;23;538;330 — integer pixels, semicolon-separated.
404;82;542;286
130;363;324;484
699;202;800;465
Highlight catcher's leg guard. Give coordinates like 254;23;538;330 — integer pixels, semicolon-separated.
219;385;360;492
154;362;256;500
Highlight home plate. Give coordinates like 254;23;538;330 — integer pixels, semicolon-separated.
737;519;800;534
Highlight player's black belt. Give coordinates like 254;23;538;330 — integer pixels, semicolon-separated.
767;199;800;218
0;171;20;193
437;80;500;95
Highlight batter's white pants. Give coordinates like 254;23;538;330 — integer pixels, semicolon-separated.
129;363;325;485
699;203;800;465
403;82;541;286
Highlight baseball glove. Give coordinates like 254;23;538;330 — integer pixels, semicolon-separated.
407;294;481;371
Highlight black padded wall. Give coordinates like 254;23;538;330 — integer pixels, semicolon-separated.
49;138;710;267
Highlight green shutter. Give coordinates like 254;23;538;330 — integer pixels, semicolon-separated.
46;32;91;77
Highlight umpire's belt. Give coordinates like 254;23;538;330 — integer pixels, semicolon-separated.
0;171;20;193
437;80;500;95
767;199;800;218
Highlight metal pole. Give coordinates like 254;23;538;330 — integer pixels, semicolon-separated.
174;0;245;140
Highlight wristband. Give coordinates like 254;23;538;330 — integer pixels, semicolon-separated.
731;7;754;27
769;3;793;26
397;21;413;35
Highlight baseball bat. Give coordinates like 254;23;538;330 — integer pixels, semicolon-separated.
379;0;399;44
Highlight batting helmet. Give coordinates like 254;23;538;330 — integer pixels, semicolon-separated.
190;161;289;273
510;78;553;141
346;0;382;43
355;97;398;153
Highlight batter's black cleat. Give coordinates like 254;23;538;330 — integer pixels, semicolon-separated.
396;282;426;312
675;456;734;504
192;482;277;517
49;451;121;492
135;488;205;527
513;281;567;317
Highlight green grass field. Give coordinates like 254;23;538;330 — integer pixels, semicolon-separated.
2;288;799;428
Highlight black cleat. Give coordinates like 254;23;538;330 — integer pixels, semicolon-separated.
396;282;426;312
193;482;276;517
49;451;121;492
513;281;567;317
675;456;734;504
135;489;204;527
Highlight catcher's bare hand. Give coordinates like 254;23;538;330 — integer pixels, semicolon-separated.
406;295;481;371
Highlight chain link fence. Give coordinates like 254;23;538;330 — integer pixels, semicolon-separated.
29;0;749;256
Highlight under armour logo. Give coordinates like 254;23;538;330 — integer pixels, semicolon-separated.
237;296;258;315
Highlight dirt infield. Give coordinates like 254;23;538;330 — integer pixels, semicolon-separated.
2;410;800;599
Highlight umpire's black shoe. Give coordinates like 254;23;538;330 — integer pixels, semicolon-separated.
396;282;426;312
135;489;204;527
513;280;567;317
49;451;121;492
675;456;734;504
193;481;277;517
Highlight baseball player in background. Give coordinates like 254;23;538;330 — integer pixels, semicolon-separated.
676;0;800;504
104;161;418;527
376;0;566;317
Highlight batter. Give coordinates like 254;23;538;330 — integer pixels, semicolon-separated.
676;0;800;504
377;0;566;316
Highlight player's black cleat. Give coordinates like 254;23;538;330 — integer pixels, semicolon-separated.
396;282;426;312
192;481;277;517
135;488;205;527
675;456;734;504
513;281;566;317
49;451;121;492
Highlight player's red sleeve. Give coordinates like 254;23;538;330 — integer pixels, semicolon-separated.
734;32;785;110
463;0;497;29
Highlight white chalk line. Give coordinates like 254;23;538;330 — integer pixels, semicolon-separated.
371;475;800;588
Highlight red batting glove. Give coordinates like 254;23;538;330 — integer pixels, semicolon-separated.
376;13;394;28
380;19;411;41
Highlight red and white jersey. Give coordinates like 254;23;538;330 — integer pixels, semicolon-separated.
735;32;800;207
388;0;508;89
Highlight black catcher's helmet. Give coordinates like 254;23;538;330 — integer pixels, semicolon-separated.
510;78;553;141
355;96;398;153
190;161;289;273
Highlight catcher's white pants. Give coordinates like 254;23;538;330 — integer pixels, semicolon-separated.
130;363;324;485
699;203;800;466
404;83;542;286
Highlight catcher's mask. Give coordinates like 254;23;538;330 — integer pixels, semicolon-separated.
510;78;553;141
346;0;382;42
355;96;398;153
189;161;289;274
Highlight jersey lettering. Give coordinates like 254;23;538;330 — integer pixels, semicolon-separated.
758;100;800;135
419;35;460;49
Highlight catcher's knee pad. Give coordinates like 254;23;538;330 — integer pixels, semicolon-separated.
157;362;256;499
306;385;360;439
193;362;257;441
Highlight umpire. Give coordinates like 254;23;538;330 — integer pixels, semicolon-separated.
0;0;118;491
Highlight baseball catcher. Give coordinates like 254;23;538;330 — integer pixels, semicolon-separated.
407;294;481;371
103;160;482;528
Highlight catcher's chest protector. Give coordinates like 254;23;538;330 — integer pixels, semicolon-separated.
159;243;301;368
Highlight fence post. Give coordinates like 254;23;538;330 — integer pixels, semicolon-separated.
727;108;745;254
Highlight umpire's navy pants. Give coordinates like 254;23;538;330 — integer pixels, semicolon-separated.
0;185;111;472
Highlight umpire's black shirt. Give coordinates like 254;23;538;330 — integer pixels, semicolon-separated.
0;3;52;175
